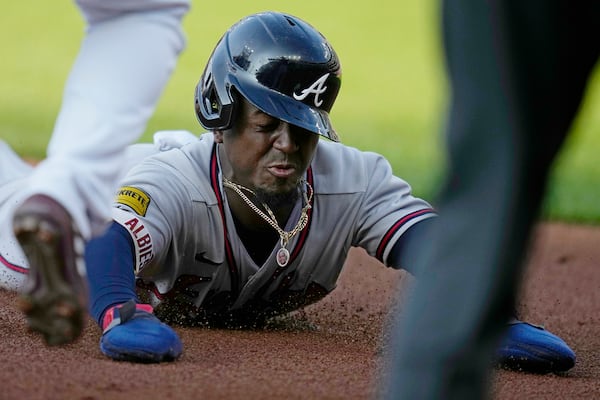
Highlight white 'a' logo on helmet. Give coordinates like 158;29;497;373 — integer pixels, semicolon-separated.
293;73;330;107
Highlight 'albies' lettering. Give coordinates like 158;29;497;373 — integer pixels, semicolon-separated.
123;217;154;270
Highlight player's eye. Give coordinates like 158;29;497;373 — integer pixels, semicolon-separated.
256;120;280;132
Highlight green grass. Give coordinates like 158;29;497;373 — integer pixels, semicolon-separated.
543;69;600;223
2;1;600;223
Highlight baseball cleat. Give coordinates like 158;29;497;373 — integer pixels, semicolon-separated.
13;194;87;346
494;319;576;374
100;300;182;363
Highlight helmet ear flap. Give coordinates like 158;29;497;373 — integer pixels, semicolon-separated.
195;67;236;130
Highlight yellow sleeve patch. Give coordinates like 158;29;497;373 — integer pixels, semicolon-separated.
116;186;151;216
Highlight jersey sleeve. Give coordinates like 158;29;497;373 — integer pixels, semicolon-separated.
111;165;181;274
111;147;208;276
352;152;437;264
109;136;223;291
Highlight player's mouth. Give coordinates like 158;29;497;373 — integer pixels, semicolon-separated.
267;163;297;179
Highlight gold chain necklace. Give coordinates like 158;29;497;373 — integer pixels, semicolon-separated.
222;177;313;267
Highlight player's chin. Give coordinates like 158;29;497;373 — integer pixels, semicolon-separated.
255;182;300;208
263;172;301;191
274;176;303;194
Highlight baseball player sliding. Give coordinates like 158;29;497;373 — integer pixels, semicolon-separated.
0;11;575;373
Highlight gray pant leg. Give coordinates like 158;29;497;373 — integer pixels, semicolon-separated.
382;1;600;399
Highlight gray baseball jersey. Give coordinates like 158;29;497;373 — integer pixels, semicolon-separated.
113;132;436;326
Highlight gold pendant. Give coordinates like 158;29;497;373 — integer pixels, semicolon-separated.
276;247;290;267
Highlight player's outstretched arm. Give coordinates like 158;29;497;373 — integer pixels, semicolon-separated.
85;221;182;363
385;216;575;374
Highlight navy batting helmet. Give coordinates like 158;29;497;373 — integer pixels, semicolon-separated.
194;11;342;141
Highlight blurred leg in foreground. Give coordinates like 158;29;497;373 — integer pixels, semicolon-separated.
12;0;189;345
383;1;600;398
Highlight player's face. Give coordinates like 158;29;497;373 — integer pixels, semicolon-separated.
216;98;319;196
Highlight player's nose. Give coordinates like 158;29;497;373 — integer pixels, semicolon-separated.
272;123;300;153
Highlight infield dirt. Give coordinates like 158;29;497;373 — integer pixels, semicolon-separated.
0;222;598;399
